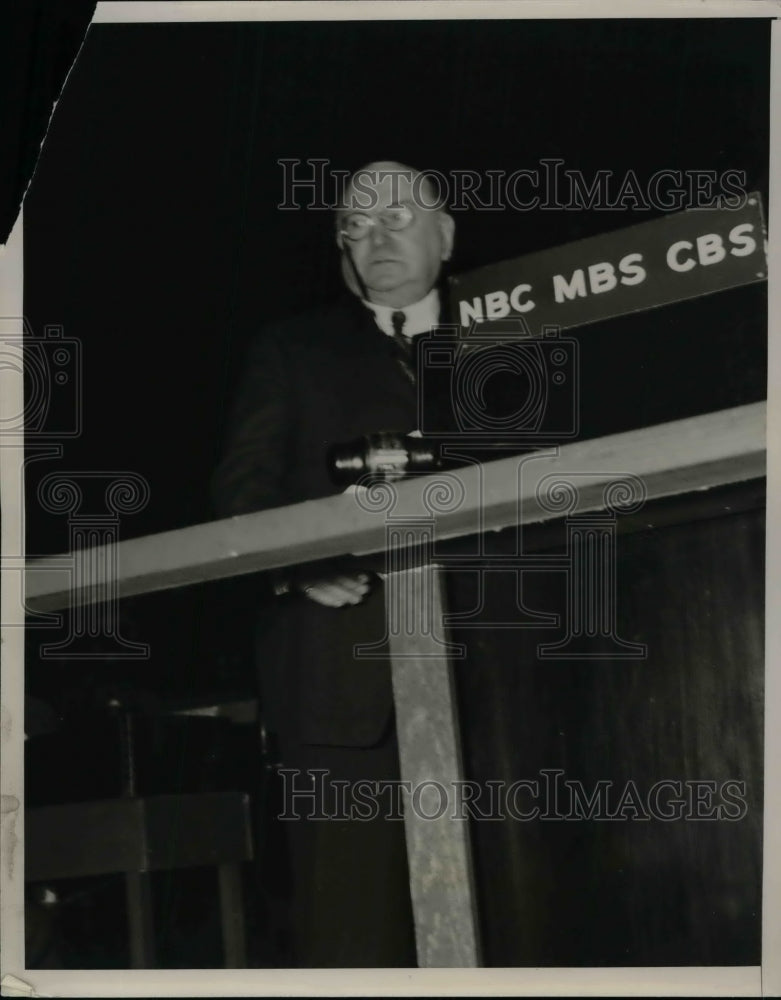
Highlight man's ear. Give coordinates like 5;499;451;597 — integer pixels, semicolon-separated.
439;211;455;262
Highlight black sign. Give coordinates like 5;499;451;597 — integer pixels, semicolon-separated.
449;194;766;333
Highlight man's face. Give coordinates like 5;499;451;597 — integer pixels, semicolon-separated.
337;165;455;308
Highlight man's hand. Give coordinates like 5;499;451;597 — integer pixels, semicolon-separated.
299;572;373;607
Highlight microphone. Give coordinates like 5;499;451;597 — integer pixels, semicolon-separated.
328;431;442;487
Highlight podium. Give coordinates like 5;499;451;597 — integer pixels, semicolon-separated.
23;402;766;967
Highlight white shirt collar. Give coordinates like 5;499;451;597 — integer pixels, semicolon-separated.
363;288;440;340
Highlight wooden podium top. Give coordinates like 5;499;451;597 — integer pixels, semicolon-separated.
25;401;765;612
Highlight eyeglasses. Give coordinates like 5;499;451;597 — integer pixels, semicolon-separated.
339;204;414;241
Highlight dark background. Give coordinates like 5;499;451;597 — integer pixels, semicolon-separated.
22;18;769;548
16;16;769;967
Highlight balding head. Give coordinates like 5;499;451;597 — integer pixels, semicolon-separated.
339;161;445;213
336;161;454;308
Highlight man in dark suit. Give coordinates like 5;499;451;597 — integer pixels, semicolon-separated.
213;162;455;967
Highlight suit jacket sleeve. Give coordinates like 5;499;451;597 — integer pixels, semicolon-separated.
212;326;292;519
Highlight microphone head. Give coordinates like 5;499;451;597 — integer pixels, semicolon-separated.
327;437;370;487
327;432;442;486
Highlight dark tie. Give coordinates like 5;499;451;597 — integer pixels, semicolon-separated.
390;310;415;385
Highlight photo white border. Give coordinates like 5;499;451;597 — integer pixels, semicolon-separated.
1;1;778;996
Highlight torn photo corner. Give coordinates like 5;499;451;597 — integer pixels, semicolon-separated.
0;4;96;246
